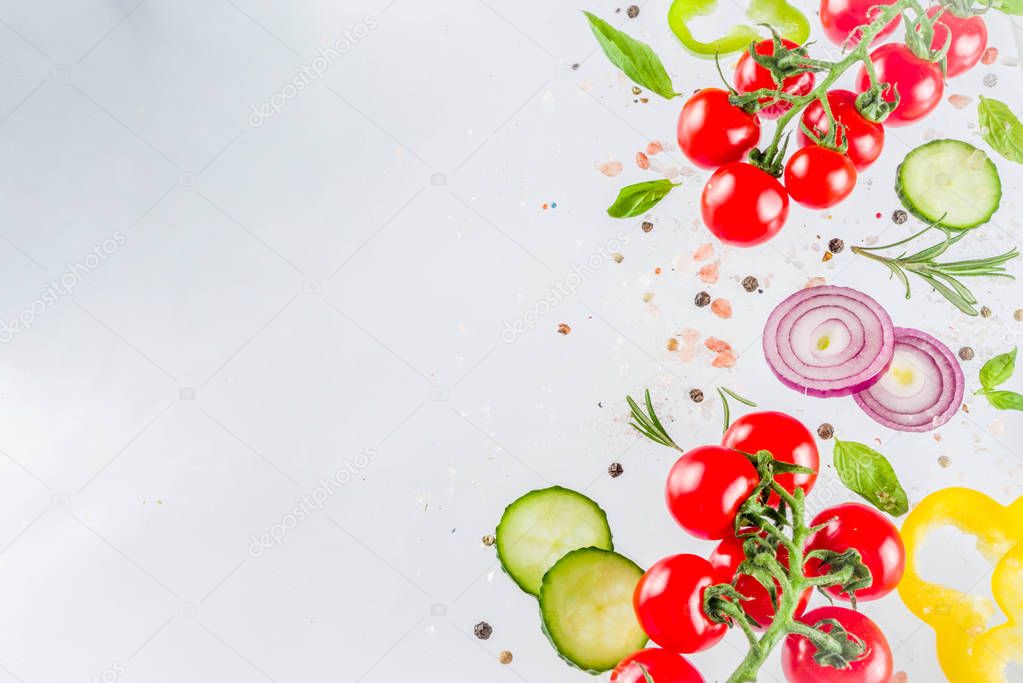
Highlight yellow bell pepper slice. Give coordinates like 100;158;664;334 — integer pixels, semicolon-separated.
900;487;1023;682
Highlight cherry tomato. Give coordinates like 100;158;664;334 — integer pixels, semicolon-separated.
666;445;759;540
708;530;811;628
734;39;816;119
929;6;987;77
798;89;885;170
701;162;789;246
781;606;893;683
634;554;727;654
784;146;858;209
677;88;760;170
722;411;819;505
611;648;704;683
819;0;900;46
805;503;905;602
855;43;944;126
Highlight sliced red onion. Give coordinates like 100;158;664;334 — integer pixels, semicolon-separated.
853;327;964;432
763;286;895;398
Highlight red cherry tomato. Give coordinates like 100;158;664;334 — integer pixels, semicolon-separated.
722;411;819;504
805;503;906;602
819;0;900;46
784;146;858;209
781;606;893;683
633;554;727;654
734;39;816;119
708;531;811;628
855;43;944;126
611;648;704;683
666;445;759;540
798;89;885;170
929;6;988;77
677;88;760;170
701;162;789;247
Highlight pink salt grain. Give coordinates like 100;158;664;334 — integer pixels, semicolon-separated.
597;160;623;177
698;262;720;284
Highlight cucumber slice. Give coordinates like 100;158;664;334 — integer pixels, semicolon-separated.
539;548;648;673
896;139;1001;230
496;486;612;596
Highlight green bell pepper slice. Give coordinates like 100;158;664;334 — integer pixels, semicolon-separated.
668;0;811;57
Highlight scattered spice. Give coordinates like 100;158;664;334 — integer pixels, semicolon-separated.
983;73;998;87
666;338;679;351
828;238;845;253
635;151;650;169
817;423;835;439
482;534;495;546
892;209;908;224
557;323;571;335
608;462;624;478
694;291;711;307
641;220;653;233
499;651;514;665
711;298;733;319
627;4;640;17
959;346;975;361
741;275;759;292
938;455;951;468
689;388;704;403
474;622;493;640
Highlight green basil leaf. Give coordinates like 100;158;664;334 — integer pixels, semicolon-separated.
992;0;1023;14
984;390;1023;411
979;347;1017;390
979;97;1023;164
832;439;909;517
583;12;679;100
607;179;679;218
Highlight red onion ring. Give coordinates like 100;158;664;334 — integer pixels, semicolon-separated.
853;327;964;432
763;286;895;398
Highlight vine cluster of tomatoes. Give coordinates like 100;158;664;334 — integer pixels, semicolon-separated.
683;0;989;247
613;397;906;683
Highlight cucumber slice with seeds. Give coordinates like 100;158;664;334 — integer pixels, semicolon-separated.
896;139;1001;230
495;486;612;596
539;547;648;673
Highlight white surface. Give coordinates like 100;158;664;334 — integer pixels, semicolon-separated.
0;1;1021;682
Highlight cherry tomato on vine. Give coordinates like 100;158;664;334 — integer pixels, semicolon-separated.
734;39;815;119
798;89;885;170
634;554;727;654
677;88;760;170
819;0;901;46
784;146;858;209
722;411;819;504
805;503;905;602
781;606;893;683
855;43;944;126
611;648;704;683
708;531;811;628
701;162;789;246
666;445;759;540
928;6;988;77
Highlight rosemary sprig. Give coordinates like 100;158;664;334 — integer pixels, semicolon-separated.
851;223;1018;316
627;389;683;451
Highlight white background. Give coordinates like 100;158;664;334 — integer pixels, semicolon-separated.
0;1;1021;681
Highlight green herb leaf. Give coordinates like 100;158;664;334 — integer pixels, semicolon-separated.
607;179;679;218
979;97;1023;164
583;12;679;99
832;439;909;517
984;390;1023;411
992;0;1023;15
979;347;1017;390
